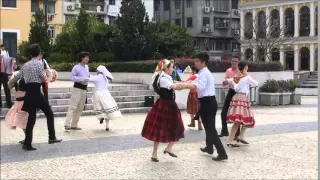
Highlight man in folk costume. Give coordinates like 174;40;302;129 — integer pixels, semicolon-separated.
64;52;90;130
220;57;241;138
8;44;62;151
175;52;228;161
0;52;15;108
86;65;122;131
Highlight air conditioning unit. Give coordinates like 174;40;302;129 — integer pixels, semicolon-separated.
234;30;240;35
205;24;209;27
234;9;239;15
202;27;211;32
208;28;212;32
211;7;215;11
67;4;75;11
75;3;81;9
176;9;181;13
204;7;210;13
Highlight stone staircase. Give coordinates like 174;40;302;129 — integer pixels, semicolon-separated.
297;71;318;96
0;83;156;119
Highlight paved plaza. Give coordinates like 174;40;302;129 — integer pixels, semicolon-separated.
0;96;318;179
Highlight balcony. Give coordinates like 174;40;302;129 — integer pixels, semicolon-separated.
81;0;106;14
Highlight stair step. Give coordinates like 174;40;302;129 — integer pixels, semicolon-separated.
0;107;152;120
297;84;318;88
304;81;318;84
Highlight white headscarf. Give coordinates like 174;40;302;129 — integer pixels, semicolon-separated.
97;65;114;80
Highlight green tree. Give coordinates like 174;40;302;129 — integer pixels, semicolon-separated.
28;9;51;54
114;0;149;60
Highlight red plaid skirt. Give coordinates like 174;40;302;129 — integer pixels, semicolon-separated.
141;98;185;143
187;93;199;115
227;93;255;128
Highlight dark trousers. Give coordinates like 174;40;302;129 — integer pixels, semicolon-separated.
220;89;240;137
23;83;56;146
42;82;49;102
199;96;227;156
0;73;12;107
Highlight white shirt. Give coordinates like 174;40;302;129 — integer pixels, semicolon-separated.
1;50;9;58
159;74;174;90
227;75;259;95
88;74;109;91
192;67;215;98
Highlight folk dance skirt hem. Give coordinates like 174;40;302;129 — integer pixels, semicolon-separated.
227;93;255;128
141;98;185;143
5;101;28;130
92;90;122;120
187;92;199;115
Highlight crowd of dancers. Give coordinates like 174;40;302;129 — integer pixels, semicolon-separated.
2;43;259;163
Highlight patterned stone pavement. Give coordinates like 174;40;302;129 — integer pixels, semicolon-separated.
0;97;317;179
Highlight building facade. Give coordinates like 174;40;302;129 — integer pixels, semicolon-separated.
240;0;318;71
0;0;154;57
154;0;241;60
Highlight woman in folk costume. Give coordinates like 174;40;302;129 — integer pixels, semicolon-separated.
86;65;122;131
141;59;185;162
5;56;29;144
185;66;203;130
226;63;259;147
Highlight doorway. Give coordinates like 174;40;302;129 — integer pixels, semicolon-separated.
2;32;17;57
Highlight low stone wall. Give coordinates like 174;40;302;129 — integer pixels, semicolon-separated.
57;71;294;109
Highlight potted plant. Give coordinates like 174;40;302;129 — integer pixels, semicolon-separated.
277;80;292;105
288;79;302;105
259;79;281;106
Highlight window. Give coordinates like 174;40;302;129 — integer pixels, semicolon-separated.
155;12;160;22
47;26;55;39
202;17;210;26
205;0;210;7
175;19;181;26
231;0;238;9
186;0;192;8
187;17;193;27
164;0;169;11
46;1;55;14
231;19;240;29
213;0;230;12
109;16;117;25
109;0;115;5
214;18;230;29
31;0;39;12
2;0;17;8
175;0;181;9
215;41;223;50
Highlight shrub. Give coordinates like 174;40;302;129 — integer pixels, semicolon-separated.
288;79;297;92
48;52;73;63
277;80;290;92
90;52;114;62
259;80;280;93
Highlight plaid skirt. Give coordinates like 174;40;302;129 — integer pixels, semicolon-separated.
141;98;185;143
227;93;255;128
187;92;199;115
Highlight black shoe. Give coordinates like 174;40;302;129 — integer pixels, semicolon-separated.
100;118;104;124
212;155;228;161
164;150;178;157
227;143;240;147
71;127;82;130
151;157;159;162
193;116;199;121
236;138;249;144
200;147;213;155
105;128;109;131
49;138;62;144
64;126;71;130
19;140;24;144
22;145;37;151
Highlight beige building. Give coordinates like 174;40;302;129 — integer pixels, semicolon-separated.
239;0;318;71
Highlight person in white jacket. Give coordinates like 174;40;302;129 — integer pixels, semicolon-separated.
225;63;259;147
86;65;122;131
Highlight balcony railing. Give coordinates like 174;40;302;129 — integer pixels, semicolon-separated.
300;29;310;37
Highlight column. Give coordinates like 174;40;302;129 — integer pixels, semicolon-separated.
252;9;256;39
310;2;315;36
241;46;245;60
294;4;299;37
294;44;299;71
240;10;245;40
280;6;284;37
280;45;284;66
266;7;270;36
310;43;315;71
252;48;256;61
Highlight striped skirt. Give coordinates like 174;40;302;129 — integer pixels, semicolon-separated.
227;93;255;128
92;89;122;120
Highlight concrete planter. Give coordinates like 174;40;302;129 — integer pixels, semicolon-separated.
290;93;302;105
279;92;292;105
259;92;281;106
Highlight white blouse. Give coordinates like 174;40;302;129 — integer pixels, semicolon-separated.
159;74;174;90
88;74;109;91
227;75;259;95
